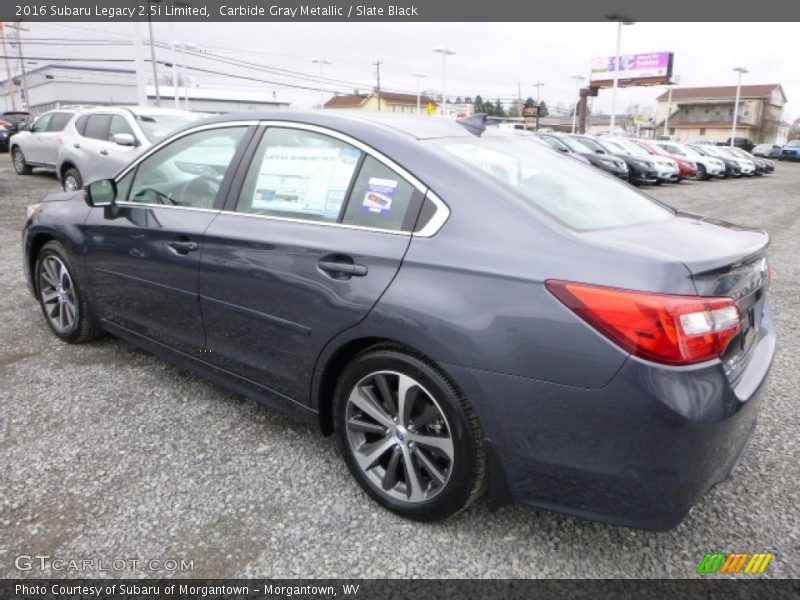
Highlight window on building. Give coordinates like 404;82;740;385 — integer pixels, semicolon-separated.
669;128;675;136
699;128;706;136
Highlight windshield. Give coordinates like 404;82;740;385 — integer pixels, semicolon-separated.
613;140;653;157
135;113;201;143
558;136;594;154
433;135;673;231
659;143;686;156
539;136;568;152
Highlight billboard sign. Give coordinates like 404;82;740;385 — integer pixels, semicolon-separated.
590;51;673;88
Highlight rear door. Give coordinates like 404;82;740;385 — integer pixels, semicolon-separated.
40;111;72;166
103;114;144;176
24;113;53;164
198;124;426;402
82;124;253;354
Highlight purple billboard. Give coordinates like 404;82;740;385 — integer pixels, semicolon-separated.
590;51;673;87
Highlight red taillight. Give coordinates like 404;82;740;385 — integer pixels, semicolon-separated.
545;280;741;366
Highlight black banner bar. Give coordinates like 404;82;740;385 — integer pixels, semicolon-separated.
3;0;800;22
1;579;799;600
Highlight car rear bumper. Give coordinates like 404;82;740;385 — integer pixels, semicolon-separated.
445;303;775;530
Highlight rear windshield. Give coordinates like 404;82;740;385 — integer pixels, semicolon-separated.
2;113;28;124
135;114;199;143
431;134;674;231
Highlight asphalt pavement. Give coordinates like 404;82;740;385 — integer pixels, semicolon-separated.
1;158;798;578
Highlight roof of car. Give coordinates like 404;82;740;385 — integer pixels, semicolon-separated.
191;110;478;141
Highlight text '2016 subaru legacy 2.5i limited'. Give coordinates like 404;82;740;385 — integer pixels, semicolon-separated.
22;112;775;530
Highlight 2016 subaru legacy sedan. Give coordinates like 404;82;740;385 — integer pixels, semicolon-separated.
22;112;775;530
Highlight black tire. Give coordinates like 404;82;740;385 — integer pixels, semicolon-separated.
62;168;83;192
34;241;103;343
698;164;707;180
333;344;486;521
12;147;32;175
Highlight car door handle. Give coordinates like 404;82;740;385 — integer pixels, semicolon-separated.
166;240;199;255
100;149;109;156
73;143;80;149
318;260;368;278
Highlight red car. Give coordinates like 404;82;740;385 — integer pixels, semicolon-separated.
630;140;699;180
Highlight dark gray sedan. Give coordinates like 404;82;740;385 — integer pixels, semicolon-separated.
22;112;775;530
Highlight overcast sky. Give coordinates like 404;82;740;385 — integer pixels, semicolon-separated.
16;21;800;121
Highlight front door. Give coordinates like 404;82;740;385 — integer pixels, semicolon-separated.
82;125;252;354
199;125;426;402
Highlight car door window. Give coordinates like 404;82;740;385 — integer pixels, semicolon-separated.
236;127;363;222
84;114;112;140
48;112;72;132
74;115;89;136
341;156;422;232
31;114;53;134
127;126;247;209
108;115;135;141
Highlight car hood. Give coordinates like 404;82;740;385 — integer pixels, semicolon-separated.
580;212;769;275
41;190;83;203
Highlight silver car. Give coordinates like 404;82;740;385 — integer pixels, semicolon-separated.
56;106;201;191
10;109;79;176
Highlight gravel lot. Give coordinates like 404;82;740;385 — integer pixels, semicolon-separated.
1;157;798;579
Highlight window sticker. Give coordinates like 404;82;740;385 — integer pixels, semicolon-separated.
363;178;398;215
251;146;358;217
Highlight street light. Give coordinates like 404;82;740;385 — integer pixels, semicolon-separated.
606;16;635;135
570;75;585;133
433;46;455;116
147;0;161;106
731;67;749;146
412;72;426;115
311;57;332;108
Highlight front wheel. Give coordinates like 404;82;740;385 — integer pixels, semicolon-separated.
698;164;707;180
12;147;32;175
35;241;102;343
334;346;486;521
62;168;83;192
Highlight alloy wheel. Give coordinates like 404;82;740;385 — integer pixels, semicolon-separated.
38;255;78;334
345;371;454;504
64;175;79;192
13;150;25;173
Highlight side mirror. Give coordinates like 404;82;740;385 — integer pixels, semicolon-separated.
113;133;137;147
85;179;117;207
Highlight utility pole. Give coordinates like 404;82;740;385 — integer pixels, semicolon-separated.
6;22;29;110
517;81;522;117
1;22;17;110
532;81;544;106
147;3;161;106
731;67;748;146
373;60;382;111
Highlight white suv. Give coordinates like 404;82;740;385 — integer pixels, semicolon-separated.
654;141;726;179
56;106;201;190
10;108;79;176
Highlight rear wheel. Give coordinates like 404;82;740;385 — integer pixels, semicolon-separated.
62;168;83;192
12;147;32;175
35;241;102;343
334;346;486;521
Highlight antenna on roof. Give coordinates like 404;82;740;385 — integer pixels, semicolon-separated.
457;113;487;136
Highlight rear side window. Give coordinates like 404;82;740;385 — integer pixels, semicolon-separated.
236;127;423;232
341;156;422;232
74;115;89;136
47;112;72;132
236;127;363;223
84;114;112;140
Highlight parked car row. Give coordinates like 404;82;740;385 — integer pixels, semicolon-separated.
7;106;201;190
535;132;777;185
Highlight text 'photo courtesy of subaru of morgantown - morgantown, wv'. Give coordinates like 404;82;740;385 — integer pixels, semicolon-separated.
22;111;776;530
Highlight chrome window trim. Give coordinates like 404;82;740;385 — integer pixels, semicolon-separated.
114;202;220;214
113;119;450;237
217;209;411;237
